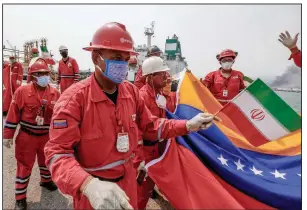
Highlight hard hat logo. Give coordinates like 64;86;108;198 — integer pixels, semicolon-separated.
120;37;132;44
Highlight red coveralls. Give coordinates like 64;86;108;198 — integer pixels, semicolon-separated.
202;69;246;106
134;66;146;89
137;83;171;209
26;70;31;83
57;57;80;93
289;47;302;68
3;83;60;201
165;92;177;113
44;75;188;210
3;62;23;113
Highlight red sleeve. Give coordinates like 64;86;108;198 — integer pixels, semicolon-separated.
134;86;188;141
72;59;80;83
44;92;90;198
239;72;246;91
288;47;302;68
4;88;23;140
27;67;32;83
170;92;177;113
134;66;146;89
57;62;61;84
17;63;23;82
202;72;214;88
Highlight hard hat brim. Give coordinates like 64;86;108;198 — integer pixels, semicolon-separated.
31;69;51;73
142;67;170;76
83;45;138;55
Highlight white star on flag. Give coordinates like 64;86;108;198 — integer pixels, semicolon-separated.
250;165;263;176
270;169;286;180
234;159;245;171
297;174;301;177
217;154;228;166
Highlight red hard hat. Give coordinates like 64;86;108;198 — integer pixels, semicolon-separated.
83;22;137;55
31;47;39;54
28;58;50;74
216;49;238;61
9;56;15;59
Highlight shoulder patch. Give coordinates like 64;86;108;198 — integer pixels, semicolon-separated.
53;119;68;129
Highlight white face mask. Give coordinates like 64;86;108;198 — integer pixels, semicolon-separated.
156;94;167;109
33;75;50;87
221;62;233;70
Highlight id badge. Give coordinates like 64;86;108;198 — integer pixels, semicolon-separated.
36;116;44;126
116;132;129;153
223;89;228;97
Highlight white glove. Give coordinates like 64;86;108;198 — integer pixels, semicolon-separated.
16;80;21;85
83;178;133;210
278;31;299;49
3;139;13;148
186;113;218;132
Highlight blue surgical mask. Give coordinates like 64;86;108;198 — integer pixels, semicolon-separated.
33;75;50;87
96;56;128;84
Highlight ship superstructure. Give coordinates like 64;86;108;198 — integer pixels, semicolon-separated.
127;21;188;82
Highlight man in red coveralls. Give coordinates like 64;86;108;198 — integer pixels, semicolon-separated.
3;60;10;69
202;49;246;106
57;45;80;93
44;22;216;210
3;56;23;115
3;58;60;210
3;60;10;103
137;56;182;209
278;31;302;68
134;45;163;89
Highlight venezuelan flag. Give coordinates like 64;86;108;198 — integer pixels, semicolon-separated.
146;71;301;210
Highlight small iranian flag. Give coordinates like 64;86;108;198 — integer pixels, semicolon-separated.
221;79;301;146
40;45;56;65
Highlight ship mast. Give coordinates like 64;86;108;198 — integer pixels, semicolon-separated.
144;21;155;48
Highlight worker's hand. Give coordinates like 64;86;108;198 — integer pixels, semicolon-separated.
186;113;221;132
3;138;13;148
16;80;21;86
137;161;145;173
278;31;299;49
82;178;133;210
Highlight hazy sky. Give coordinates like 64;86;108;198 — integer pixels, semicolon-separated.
3;4;301;80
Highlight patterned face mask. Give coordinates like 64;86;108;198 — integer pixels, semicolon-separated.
95;55;129;84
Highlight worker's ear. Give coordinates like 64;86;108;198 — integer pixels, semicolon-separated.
91;51;100;65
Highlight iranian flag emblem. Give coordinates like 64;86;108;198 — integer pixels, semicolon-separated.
221;79;301;146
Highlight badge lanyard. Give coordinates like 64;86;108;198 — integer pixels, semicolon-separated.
222;75;232;97
33;84;48;125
